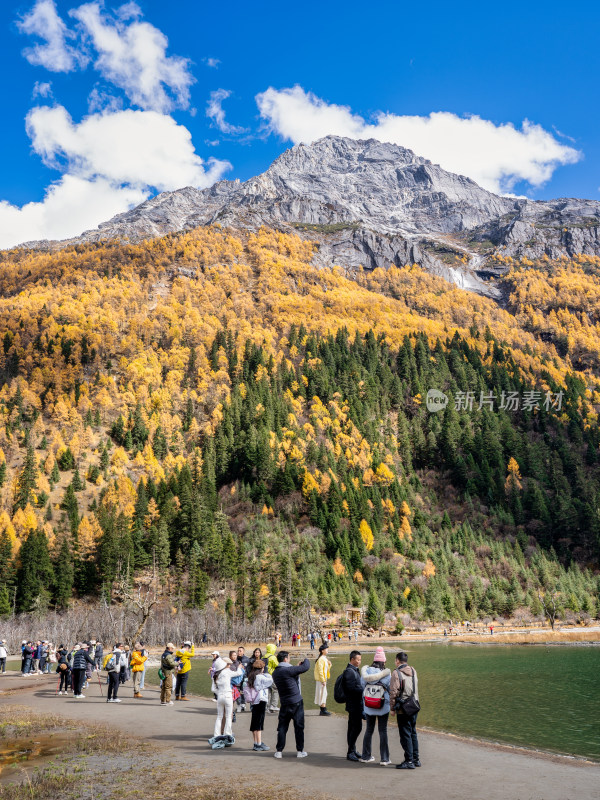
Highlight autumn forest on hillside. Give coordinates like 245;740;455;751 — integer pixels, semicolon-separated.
0;226;598;638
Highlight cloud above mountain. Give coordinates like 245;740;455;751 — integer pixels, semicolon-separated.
0;0;229;248
256;86;581;194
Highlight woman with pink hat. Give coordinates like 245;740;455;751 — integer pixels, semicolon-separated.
360;647;392;765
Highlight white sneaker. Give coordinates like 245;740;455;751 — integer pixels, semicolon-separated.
168;701;174;705
274;751;282;759
380;761;392;766
113;698;121;703
297;751;308;758
160;702;167;705
58;691;62;695
107;699;114;703
360;756;375;763
78;694;85;698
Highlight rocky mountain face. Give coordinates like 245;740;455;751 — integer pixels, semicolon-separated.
20;136;600;297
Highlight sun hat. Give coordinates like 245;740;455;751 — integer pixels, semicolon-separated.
212;657;228;671
373;646;386;662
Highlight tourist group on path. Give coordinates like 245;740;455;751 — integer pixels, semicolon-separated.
4;637;421;769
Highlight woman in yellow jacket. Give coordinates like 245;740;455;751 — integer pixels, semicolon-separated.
175;641;195;701
314;642;332;716
130;643;148;698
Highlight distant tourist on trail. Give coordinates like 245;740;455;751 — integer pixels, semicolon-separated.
72;642;95;698
244;658;272;751
104;644;126;703
0;639;7;673
490;625;494;635
310;632;315;650
120;645;130;684
175;640;195;701
130;642;148;698
264;643;279;713
389;650;421;769
340;649;365;761
209;649;220;701
248;647;263;675
139;642;148;691
94;641;104;671
202;632;208;644
235;647;250;713
292;633;297;647
272;651;309;759
212;656;245;740
314;642;332;716
56;644;71;694
360;647;392;765
160;642;176;705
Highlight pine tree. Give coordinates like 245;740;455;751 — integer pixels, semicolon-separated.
54;537;74;609
13;445;37;513
366;587;383;629
16;529;54;612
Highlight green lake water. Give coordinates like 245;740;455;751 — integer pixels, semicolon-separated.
147;643;600;760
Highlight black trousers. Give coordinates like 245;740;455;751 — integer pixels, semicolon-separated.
72;668;86;695
175;671;189;697
108;672;120;700
250;700;267;732
347;707;363;755
0;658;5;672
276;700;305;753
362;712;390;762
397;712;419;762
59;670;70;691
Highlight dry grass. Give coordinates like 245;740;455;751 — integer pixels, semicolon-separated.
455;630;600;645
0;707;67;739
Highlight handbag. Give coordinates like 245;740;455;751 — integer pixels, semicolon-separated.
395;667;421;715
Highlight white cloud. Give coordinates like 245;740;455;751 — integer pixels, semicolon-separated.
27;105;229;191
18;0;86;72
70;2;194;112
204;57;220;69
0;106;230;249
32;81;53;99
206;89;247;135
256;86;581;194
0;175;145;248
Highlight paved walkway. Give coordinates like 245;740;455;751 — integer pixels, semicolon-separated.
2;672;599;800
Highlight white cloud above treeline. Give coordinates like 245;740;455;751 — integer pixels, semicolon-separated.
1;0;230;248
256;86;581;194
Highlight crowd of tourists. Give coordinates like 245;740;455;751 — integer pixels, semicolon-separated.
157;639;419;768
3;637;421;769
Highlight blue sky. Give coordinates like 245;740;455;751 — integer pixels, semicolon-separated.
0;0;598;246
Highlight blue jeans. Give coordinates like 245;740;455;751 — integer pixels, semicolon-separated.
23;657;32;674
397;712;419;763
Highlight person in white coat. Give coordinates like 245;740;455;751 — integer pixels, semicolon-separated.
213;657;245;738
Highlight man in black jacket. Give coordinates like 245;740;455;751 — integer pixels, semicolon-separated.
343;650;365;761
71;643;95;698
272;651;309;758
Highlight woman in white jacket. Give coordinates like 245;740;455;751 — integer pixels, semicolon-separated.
244;659;273;751
213;657;245;738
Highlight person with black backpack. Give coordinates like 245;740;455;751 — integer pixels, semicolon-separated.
337;650;365;762
160;643;176;705
389;651;421;769
360;647;392;765
104;644;126;703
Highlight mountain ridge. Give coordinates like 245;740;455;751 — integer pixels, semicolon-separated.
15;136;600;297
